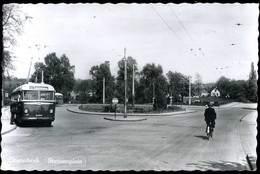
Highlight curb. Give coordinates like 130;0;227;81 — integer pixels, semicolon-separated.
1;125;17;135
239;112;252;122
246;155;256;171
67;108;197;116
104;116;148;122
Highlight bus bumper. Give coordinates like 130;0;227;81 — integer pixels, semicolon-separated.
20;117;55;121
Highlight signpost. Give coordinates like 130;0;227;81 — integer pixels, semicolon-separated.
112;98;118;119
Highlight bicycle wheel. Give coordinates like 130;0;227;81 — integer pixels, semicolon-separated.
206;126;210;140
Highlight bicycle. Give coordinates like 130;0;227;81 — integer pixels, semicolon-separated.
206;124;214;140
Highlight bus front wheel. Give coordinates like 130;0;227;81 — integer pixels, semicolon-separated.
45;121;52;127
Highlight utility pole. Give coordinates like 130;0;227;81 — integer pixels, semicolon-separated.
103;78;105;104
41;70;44;84
124;48;127;118
189;76;191;105
153;82;155;104
132;64;135;107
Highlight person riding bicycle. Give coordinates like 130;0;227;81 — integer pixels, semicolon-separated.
204;104;217;132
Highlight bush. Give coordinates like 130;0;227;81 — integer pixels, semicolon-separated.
104;105;116;112
79;104;185;113
167;105;186;112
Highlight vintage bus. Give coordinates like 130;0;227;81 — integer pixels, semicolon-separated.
10;82;56;126
55;93;64;104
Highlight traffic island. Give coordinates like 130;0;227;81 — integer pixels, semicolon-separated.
67;106;196;116
104;116;147;122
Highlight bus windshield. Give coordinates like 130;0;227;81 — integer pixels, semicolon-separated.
23;90;54;100
40;91;54;100
23;90;38;100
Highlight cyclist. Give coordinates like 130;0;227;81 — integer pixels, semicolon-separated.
204;104;217;133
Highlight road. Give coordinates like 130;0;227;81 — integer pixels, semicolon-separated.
1;103;257;171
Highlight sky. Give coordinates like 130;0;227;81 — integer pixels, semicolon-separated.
6;3;259;83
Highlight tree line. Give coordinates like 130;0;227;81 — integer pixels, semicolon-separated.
70;56;257;108
2;52;257;108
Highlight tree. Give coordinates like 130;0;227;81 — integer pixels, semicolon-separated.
166;71;189;103
89;61;115;103
229;80;248;101
2;77;27;105
73;79;93;103
137;63;168;110
215;76;231;97
154;75;168;110
115;57;138;104
30;53;75;102
248;62;257;102
194;73;203;96
2;4;32;77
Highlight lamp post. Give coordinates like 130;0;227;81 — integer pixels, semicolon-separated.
103;78;105;104
188;76;191;105
124;48;127;118
132;64;135;107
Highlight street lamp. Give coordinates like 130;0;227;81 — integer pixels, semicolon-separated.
188;76;191;105
123;48;127;118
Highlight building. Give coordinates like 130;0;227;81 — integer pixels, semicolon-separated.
70;91;77;100
200;92;209;97
211;88;220;97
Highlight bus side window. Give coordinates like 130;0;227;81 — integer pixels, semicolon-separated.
24;91;28;100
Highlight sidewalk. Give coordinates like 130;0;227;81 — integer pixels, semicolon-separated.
239;110;257;170
1;106;17;135
67;105;197;117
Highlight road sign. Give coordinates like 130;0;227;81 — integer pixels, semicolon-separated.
112;98;118;104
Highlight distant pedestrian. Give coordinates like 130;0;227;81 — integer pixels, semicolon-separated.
204;104;217;132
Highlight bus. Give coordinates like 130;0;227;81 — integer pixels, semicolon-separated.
55;93;64;104
10;82;56;126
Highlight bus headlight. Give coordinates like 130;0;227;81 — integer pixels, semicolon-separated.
24;109;29;114
50;109;53;114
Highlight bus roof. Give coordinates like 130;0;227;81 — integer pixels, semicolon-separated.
12;82;56;93
55;93;63;96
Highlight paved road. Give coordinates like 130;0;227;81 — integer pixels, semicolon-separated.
1;103;257;171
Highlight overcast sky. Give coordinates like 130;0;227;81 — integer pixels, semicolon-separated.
8;3;259;83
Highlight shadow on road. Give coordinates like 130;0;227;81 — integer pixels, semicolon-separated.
187;160;248;171
242;107;257;110
194;135;209;140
